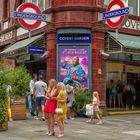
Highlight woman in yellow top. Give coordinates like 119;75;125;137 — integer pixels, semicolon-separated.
56;82;67;138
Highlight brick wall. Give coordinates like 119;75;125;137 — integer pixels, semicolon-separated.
46;31;57;81
92;31;106;114
0;0;140;114
51;0;104;7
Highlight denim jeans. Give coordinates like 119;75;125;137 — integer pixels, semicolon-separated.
27;94;36;114
31;95;36;114
27;94;32;112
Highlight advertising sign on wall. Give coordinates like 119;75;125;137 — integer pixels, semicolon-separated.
57;34;91;43
123;19;140;30
59;46;89;88
102;0;132;28
12;3;51;30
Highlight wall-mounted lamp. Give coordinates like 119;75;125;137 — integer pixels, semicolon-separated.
98;68;102;75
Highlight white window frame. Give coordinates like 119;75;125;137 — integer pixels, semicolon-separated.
36;0;39;6
24;0;48;11
44;0;46;10
138;0;140;16
3;21;9;30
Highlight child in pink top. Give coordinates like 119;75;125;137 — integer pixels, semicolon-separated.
86;91;102;124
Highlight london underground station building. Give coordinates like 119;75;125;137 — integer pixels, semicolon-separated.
0;0;140;113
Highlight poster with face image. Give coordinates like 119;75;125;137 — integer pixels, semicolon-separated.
60;46;89;87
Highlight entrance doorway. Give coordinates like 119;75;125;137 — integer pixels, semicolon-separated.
106;63;140;111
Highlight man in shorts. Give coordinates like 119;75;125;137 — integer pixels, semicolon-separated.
33;75;47;120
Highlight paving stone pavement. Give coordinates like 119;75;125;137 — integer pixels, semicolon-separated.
0;114;140;140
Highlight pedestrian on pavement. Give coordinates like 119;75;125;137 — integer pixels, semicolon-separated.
124;81;133;110
109;80;117;108
65;79;75;120
33;75;47;120
6;83;12;121
28;74;38;117
116;80;124;108
56;82;67;138
44;79;58;136
86;91;102;125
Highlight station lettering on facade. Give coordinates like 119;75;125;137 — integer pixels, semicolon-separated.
57;34;91;43
102;7;129;20
123;19;140;30
59;36;90;41
13;11;47;21
0;31;13;43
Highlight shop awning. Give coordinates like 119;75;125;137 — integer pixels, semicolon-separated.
1;33;44;58
106;32;140;54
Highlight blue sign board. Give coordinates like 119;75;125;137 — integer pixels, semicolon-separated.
57;34;92;43
28;46;45;54
102;7;129;20
13;11;47;21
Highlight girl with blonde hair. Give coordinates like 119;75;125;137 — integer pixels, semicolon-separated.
44;79;58;136
56;82;67;138
86;91;102;124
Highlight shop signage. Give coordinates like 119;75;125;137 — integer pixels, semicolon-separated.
13;11;46;21
28;46;45;54
12;3;48;30
102;0;131;28
17;54;30;62
123;19;140;30
0;31;13;43
57;34;92;43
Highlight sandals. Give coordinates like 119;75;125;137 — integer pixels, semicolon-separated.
46;132;49;135
48;132;55;136
86;119;92;123
42;117;45;121
96;121;102;125
57;134;64;138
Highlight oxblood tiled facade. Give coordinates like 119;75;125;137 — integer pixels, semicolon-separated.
1;0;140;114
0;0;109;114
46;0;107;113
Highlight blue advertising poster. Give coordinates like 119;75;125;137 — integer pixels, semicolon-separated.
59;46;89;88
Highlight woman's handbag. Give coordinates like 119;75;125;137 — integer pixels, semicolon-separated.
86;104;93;116
55;108;63;114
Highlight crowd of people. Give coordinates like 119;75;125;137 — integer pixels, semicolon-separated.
107;79;139;110
27;74;76;138
26;74;103;138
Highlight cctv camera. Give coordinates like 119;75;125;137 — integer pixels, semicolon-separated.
41;51;49;58
100;50;109;59
101;51;110;57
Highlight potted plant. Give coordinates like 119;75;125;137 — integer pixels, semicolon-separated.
0;63;10;131
0;85;8;131
6;65;31;120
73;88;103;119
73;88;92;117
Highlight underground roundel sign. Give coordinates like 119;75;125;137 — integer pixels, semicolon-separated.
13;3;47;30
102;0;130;28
